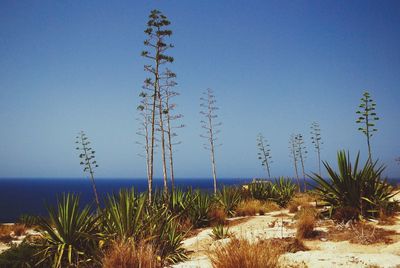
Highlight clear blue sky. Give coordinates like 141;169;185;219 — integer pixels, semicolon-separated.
0;0;399;179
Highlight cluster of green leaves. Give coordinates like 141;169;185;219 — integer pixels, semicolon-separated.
217;186;242;217
310;151;395;219
210;224;231;240
246;178;297;207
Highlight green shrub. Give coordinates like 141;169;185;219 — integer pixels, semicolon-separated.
37;193;101;268
210;224;231;240
310;151;395;219
274;177;297;207
188;190;213;227
217;186;242;217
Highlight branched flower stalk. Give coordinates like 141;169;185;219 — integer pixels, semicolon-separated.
200;88;222;195
356;91;379;162
162;69;184;191
289;134;300;192
140;9;174;198
256;133;272;178
310;121;323;176
295;134;308;192
75;131;100;210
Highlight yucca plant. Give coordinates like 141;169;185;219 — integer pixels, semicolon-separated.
188;190;213;227
274;177;297;207
247;181;276;201
217;186;242;217
210;224;231;240
37;193;100;268
102;188;146;243
310;151;395;219
153;213;188;264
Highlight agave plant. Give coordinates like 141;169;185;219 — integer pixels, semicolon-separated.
274;177;297;207
152;213;188;264
310;151;395;219
37;193;100;268
217;186;242;217
102;188;146;243
210;224;231;240
247;181;276;201
188;190;213;227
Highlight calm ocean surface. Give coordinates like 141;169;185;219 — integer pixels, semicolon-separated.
0;178;253;222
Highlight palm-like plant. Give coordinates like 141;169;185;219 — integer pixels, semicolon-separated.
37;193;100;268
102;188;146;243
310;151;395;218
188;190;212;227
274;177;297;207
247;181;276;201
217;186;242;217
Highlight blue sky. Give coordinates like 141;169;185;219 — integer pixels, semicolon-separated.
0;0;399;179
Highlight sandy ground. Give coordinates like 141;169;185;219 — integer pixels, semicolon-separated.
172;210;400;268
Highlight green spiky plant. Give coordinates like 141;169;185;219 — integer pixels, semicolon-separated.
188;190;213;228
274;177;297;207
310;151;395;219
37;193;100;268
247;181;276;201
217;186;242;217
356;91;379;162
75;131;100;210
210;224;231;240
102;188;146;243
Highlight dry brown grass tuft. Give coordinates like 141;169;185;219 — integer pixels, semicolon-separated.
209;237;308;268
324;222;397;245
235;200;280;217
209;238;280;268
287;201;299;213
102;241;160;268
296;207;317;239
332;206;360;222
0;224;26;242
208;207;227;226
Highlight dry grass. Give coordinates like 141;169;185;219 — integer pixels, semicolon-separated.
235;200;280;217
102;241;160;268
323;222;397;245
0;224;26;243
208;237;307;268
287;201;299;213
332;206;360;222
208;207;227;226
296;207;317;239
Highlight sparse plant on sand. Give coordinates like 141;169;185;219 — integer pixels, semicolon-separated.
296;207;317;239
210;224;231;240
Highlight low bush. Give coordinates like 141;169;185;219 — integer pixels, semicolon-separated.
208;206;227;226
209;237;308;268
333;206;359;222
102;241;160;268
235;200;280;216
296;207;317;239
208;237;280;268
210;224;231;240
287;201;299;213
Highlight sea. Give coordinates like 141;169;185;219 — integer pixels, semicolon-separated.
1;177;398;223
0;178;253;222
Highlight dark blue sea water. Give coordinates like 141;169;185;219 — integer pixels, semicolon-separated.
0;178;253;222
